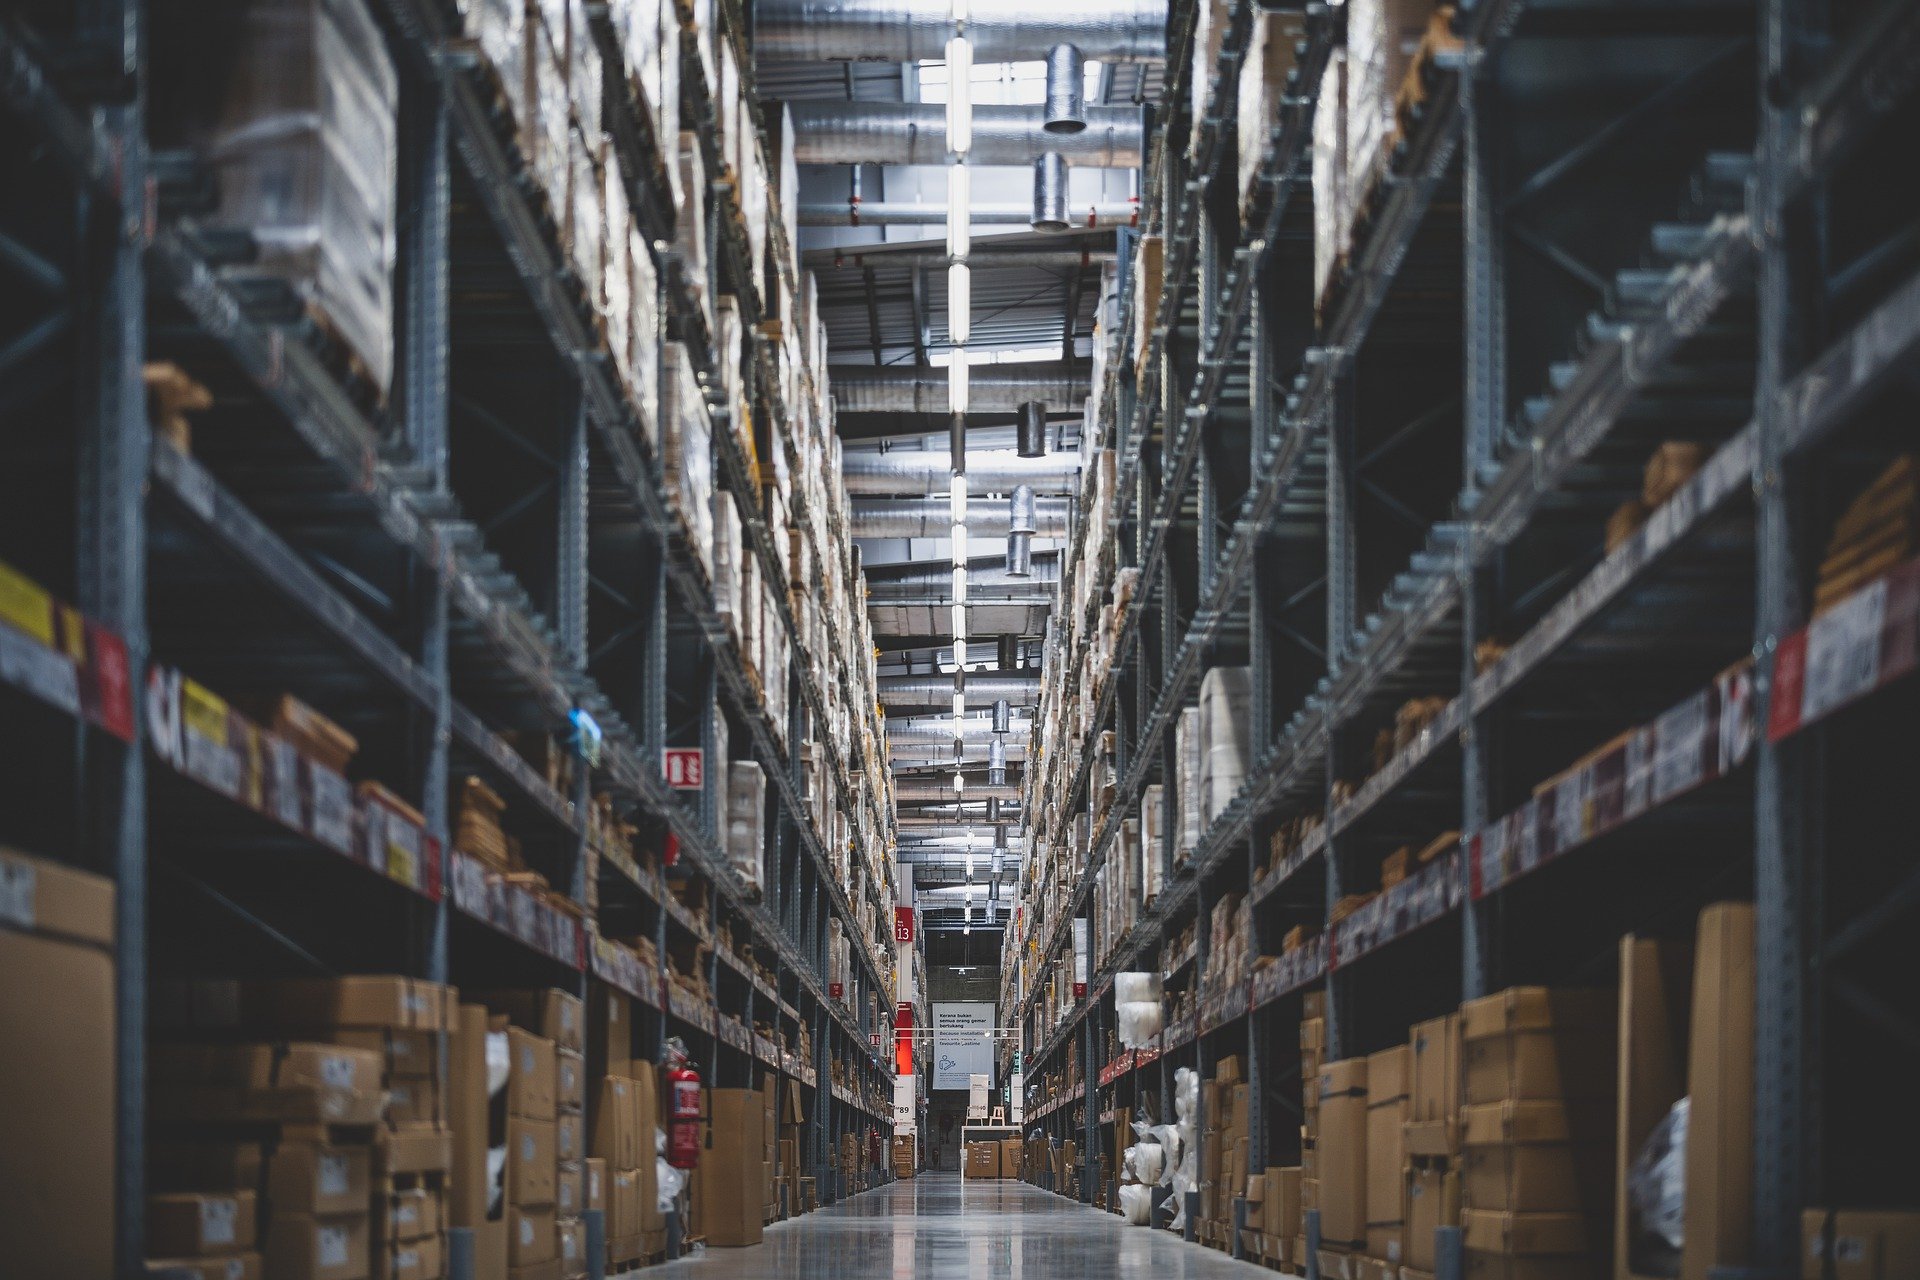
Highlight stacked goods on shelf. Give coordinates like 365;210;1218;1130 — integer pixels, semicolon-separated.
1815;455;1916;616
182;0;397;392
1313;49;1350;312
1201;892;1252;1015
1364;1045;1412;1276
478;990;586;1279
1799;1212;1920;1279
1404;1013;1463;1278
1245;1166;1303;1268
1198;667;1253;825
1174;706;1204;866
455;777;512;871
1134;235;1166;379
687;1089;765;1247
0;849;115;1278
1142;785;1167;905
1265;812;1325;879
1199;1056;1250;1248
1316;1056;1370;1261
1347;0;1437;215
726;761;767;894
1238;10;1310;218
1607;441;1708;552
1460;987;1616;1279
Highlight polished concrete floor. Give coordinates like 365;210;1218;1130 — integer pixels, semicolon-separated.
659;1174;1266;1279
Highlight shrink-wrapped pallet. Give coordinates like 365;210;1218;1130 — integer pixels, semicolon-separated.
198;0;397;392
1346;0;1434;215
1141;784;1166;904
1198;667;1253;823
1313;50;1350;313
662;342;714;576
1238;10;1309;220
628;226;660;441
727;761;767;893
1174;707;1204;865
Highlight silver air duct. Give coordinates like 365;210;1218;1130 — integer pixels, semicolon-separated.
888;715;1033;746
834;365;1091;416
1045;45;1087;133
755;0;1165;64
849;497;1071;539
787;101;1141;168
865;555;1059;595
840;446;1080;492
1006;485;1038;577
987;738;1009;787
800;201;1138;228
993;699;1012;734
896;781;1022;802
877;672;1041;708
1017;401;1048;457
893;826;1029;841
949;412;966;476
1032;153;1071;232
814;247;1111;270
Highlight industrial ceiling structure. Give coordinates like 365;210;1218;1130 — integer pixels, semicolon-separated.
751;2;1170;937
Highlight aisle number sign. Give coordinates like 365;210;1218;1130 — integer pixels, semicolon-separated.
894;907;915;943
663;747;704;790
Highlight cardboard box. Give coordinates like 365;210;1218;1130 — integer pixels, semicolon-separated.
557;1111;583;1163
1462;1208;1599;1254
1365;1045;1410;1264
1317;1058;1369;1249
592;986;633;1080
1461;1104;1612;1215
509;1206;557;1266
556;1162;586;1219
1408;1012;1462;1155
151;1041;386;1125
1406;1164;1461;1272
1801;1210;1920;1280
1001;1137;1024;1178
386;1074;441;1128
1461;988;1615;1104
504;1025;558;1119
1680;903;1754;1280
606;1168;639;1242
1264;1167;1302;1237
249;977;450;1031
1612;935;1692;1280
265;1212;372;1280
558;1216;586;1273
632;1066;662;1234
1464;1254;1607;1280
379;1187;439;1242
149;1191;261;1256
509;1118;558;1207
702;1089;766;1246
269;1140;373;1217
150;1141;266;1193
146;1255;264;1280
447;1003;507;1279
965;1141;1001;1179
592;1076;640;1170
321;1028;440;1081
556;1050;585;1113
478;988;584;1053
379;1232;441;1280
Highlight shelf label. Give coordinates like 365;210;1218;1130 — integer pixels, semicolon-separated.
663;747;704;790
307;762;355;855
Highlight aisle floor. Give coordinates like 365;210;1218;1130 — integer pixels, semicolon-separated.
658;1174;1264;1279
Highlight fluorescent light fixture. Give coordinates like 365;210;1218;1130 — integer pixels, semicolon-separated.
947;170;971;258
952;771;965;794
952;566;967;601
952;638;968;669
949;474;967;521
945;37;972;152
948;262;970;345
951;522;969;564
951;603;967;640
951;0;967;25
947;347;969;413
965;852;975;879
952;690;967;720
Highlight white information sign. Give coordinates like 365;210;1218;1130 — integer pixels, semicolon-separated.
931;1002;995;1092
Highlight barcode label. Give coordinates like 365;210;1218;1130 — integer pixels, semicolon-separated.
319;1153;349;1196
0;858;35;930
1801;578;1886;723
200;1197;238;1247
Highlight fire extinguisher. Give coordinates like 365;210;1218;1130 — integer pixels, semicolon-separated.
665;1037;703;1170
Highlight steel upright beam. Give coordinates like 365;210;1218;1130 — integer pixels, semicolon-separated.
1458;60;1505;1003
1751;0;1829;1264
1324;366;1357;1060
560;397;589;665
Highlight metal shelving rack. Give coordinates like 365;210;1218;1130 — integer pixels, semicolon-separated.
1;0;900;1265
1010;0;1920;1268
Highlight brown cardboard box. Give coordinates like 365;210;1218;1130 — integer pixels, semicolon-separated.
556;1162;586;1219
632;1065;663;1233
1462;1208;1600;1254
150;1140;266;1193
378;1232;441;1280
249;977;451;1031
1318;1057;1369;1249
269;1140;372;1217
1465;1255;1606;1280
1612;935;1691;1280
1365;1045;1411;1264
557;1111;584;1164
556;1051;585;1113
1264;1167;1302;1238
592;986;633;1080
504;1025;558;1119
146;1254;264;1280
965;1141;1001;1178
479;988;584;1053
1801;1210;1920;1280
606;1168;639;1242
1463;1099;1612;1216
321;1028;439;1081
150;1191;261;1256
1001;1137;1024;1178
592;1076;640;1169
1408;1013;1462;1156
386;1075;441;1128
558;1216;586;1274
1461;988;1615;1105
509;1206;558;1266
509;1118;558;1207
1406;1164;1461;1272
1680;903;1754;1280
265;1212;372;1280
703;1089;766;1246
379;1187;439;1242
507;1264;563;1280
151;1041;386;1125
447;1003;507;1280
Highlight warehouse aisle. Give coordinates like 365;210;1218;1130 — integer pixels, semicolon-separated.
657;1174;1260;1279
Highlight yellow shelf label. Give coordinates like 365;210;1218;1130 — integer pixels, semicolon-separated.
0;560;56;647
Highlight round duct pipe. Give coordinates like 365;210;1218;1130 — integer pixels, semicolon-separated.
877;672;1040;708
1006;484;1038;578
800;200;1139;228
754;0;1166;64
1032;153;1071;232
1017;401;1048;457
839;447;1081;492
849;497;1071;539
1045;45;1087;133
786;101;1141;168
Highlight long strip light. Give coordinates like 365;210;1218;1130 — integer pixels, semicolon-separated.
947;4;973;787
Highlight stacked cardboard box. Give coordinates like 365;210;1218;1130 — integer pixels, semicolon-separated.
1460;987;1615;1280
1403;1013;1463;1278
1816;455;1917;615
1242;1166;1302;1266
1318;1057;1370;1262
1201;1056;1250;1249
478;990;585;1278
1800;1210;1920;1279
1362;1046;1411;1275
0;848;116;1278
689;1089;765;1247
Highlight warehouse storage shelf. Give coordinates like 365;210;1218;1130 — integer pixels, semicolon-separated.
0;577;138;743
1777;0;1920;208
1018;0;1524;1015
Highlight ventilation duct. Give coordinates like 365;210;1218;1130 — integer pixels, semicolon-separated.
1017;401;1048;457
849;496;1070;539
892;826;1029;841
896;781;1022;802
878;672;1041;708
834;366;1091;417
1006;485;1038;577
755;0;1166;63
800;201;1138;228
840;446;1080;492
1044;45;1087;133
815;247;1111;270
865;554;1059;595
1032;153;1071;231
787;101;1141;168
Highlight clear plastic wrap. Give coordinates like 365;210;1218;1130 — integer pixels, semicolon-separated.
726;761;766;893
1115;972;1163;1005
204;0;397;392
1312;50;1350;312
1628;1097;1688;1269
1118;1182;1154;1225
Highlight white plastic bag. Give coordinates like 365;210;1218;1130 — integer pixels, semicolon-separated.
658;1157;687;1212
1119;1182;1154;1225
1628;1097;1688;1262
1115;972;1164;1004
1116;1000;1165;1048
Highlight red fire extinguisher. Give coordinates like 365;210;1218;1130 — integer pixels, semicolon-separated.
665;1037;703;1170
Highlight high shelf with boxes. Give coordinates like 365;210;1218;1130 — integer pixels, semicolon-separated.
1008;0;1920;1275
0;0;901;1270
